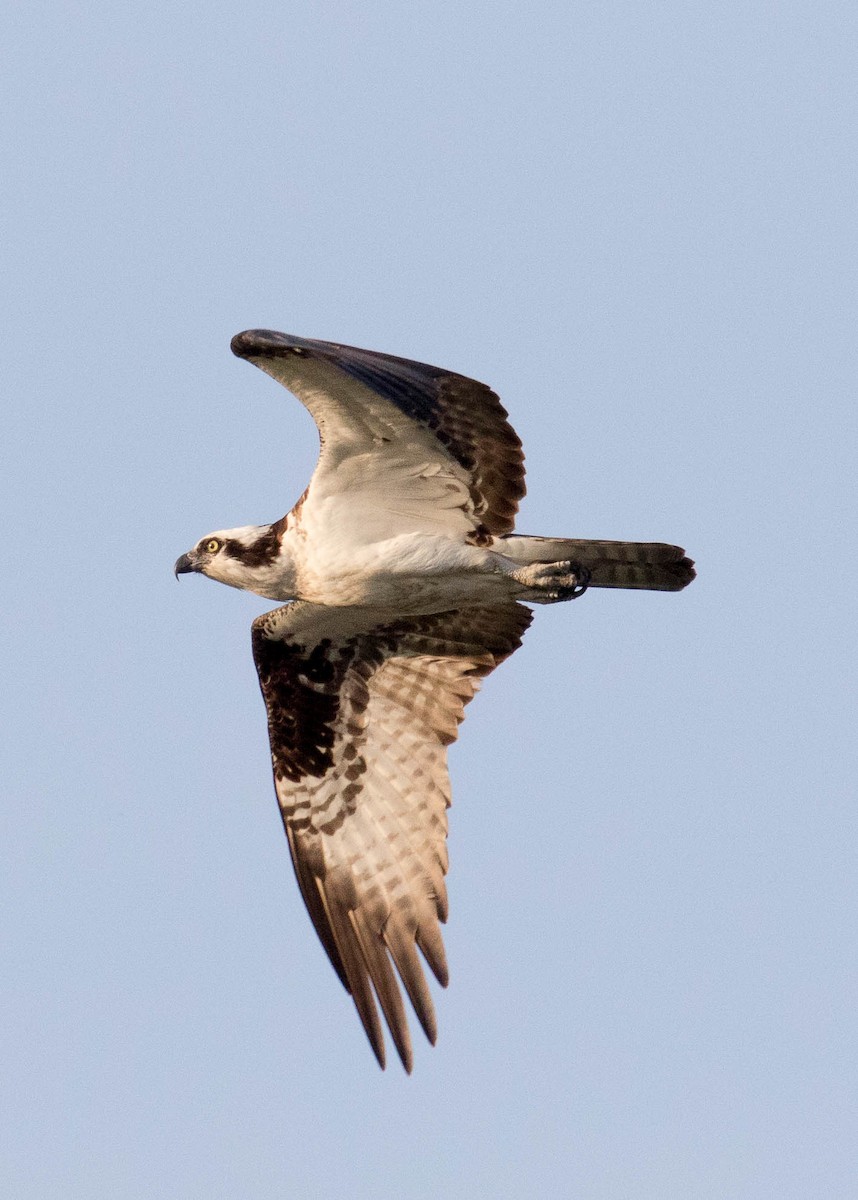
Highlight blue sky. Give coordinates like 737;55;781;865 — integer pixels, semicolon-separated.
3;2;856;1196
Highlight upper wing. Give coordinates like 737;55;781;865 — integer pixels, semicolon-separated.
231;330;526;543
251;600;533;1071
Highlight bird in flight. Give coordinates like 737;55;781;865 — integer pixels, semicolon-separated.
176;330;694;1072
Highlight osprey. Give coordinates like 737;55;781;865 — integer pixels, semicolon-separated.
176;330;694;1072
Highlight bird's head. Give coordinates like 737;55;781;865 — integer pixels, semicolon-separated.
174;524;288;597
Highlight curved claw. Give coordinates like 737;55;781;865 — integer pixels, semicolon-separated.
565;562;591;599
550;563;590;601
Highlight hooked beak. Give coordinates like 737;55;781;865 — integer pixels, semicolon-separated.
174;551;198;579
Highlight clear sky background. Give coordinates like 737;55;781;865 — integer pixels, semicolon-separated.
3;2;856;1197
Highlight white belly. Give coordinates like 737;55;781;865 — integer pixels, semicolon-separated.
289;529;517;610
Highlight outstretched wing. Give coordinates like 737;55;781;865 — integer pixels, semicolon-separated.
231;330;525;543
251;600;532;1071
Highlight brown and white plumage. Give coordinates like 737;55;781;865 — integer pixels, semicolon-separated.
175;330;695;1070
230;329;526;550
252;601;531;1071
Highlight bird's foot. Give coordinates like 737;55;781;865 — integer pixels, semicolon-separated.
511;559;591;603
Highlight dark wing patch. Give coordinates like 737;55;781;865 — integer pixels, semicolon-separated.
251;601;532;1071
232;330;526;538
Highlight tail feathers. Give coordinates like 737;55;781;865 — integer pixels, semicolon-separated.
494;535;695;592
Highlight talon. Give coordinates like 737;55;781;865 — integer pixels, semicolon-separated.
563;563;590;600
510;558;591;601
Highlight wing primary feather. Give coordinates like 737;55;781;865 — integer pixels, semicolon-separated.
283;827;349;990
383;921;439;1045
313;877;387;1070
416;920;450;988
350;911;414;1073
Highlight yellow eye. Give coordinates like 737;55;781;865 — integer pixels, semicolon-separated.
206;539;221;554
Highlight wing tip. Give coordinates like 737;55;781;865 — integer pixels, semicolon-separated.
231;329;305;360
370;1038;387;1072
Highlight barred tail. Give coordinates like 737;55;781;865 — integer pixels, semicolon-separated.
494;535;695;592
